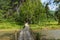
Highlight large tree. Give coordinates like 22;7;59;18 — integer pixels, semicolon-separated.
54;0;60;24
20;0;46;24
0;0;26;21
44;0;60;24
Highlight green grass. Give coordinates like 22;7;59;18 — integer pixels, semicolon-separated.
0;22;23;29
30;24;60;30
30;21;60;30
0;21;60;30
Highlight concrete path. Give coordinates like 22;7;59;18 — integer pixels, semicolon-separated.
40;30;60;40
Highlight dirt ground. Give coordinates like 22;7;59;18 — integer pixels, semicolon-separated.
0;29;19;40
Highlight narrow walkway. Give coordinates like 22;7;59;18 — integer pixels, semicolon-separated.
18;23;34;40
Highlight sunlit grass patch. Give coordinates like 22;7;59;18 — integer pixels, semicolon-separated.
30;25;60;30
30;22;60;30
46;21;58;24
0;22;22;29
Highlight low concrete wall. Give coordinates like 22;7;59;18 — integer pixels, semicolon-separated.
40;30;60;40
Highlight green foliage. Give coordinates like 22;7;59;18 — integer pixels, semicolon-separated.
0;0;57;25
0;0;18;22
20;0;46;24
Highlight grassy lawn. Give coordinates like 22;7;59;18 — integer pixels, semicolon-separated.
0;21;60;30
30;24;60;30
30;21;60;30
0;22;22;29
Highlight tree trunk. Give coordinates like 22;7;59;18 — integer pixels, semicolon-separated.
58;17;60;25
